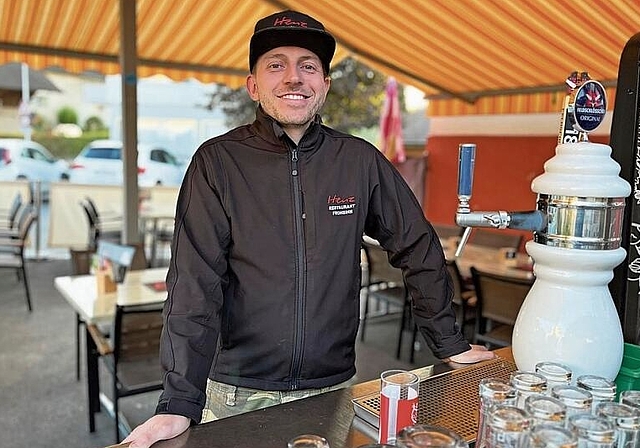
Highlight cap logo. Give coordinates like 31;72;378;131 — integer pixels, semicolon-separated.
273;16;308;28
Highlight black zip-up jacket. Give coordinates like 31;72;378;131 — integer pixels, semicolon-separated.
156;108;470;423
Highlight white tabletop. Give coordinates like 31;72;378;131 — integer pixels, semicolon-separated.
54;267;168;325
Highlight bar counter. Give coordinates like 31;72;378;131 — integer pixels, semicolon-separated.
146;348;513;448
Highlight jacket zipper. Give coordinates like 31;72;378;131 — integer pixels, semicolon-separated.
290;146;306;390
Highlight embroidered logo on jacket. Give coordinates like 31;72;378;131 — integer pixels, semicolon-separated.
327;194;356;216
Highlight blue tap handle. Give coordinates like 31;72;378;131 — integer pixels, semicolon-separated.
458;143;476;197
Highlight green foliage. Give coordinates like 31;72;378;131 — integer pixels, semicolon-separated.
83;115;107;132
322;58;393;132
202;57;403;133
33;130;110;160
57;106;79;125
203;84;256;128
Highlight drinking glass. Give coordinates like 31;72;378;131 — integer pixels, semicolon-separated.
619;390;640;410
486;404;531;447
551;385;593;421
524;395;567;427
595;401;640;448
476;378;517;448
518;424;578;447
576;375;616;414
378;369;420;444
287;434;330;448
510;371;548;409
396;425;468;448
535;361;573;392
567;413;615;448
356;444;395;448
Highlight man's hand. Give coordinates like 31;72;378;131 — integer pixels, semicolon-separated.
122;414;191;448
446;344;495;364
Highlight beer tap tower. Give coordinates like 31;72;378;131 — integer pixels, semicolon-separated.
455;75;631;379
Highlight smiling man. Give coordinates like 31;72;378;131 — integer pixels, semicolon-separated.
123;10;494;448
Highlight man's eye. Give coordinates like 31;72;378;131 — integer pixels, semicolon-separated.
301;64;318;72
268;62;284;69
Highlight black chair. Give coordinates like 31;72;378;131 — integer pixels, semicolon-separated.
87;302;164;442
470;266;533;348
360;238;410;360
0;192;23;231
0;204;37;311
79;197;122;250
71;243;148;381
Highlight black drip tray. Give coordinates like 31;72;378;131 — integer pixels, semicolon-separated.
352;356;518;443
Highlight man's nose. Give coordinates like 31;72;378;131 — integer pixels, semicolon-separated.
283;65;302;83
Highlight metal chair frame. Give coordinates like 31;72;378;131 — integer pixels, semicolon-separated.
0;204;37;311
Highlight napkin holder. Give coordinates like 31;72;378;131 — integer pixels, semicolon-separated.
95;241;137;296
96;268;117;295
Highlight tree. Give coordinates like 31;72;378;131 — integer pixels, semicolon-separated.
83;115;107;132
202;85;255;128
203;57;403;133
323;57;391;132
57;106;79;124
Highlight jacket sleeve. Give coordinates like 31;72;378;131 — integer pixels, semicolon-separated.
363;149;470;359
155;150;229;423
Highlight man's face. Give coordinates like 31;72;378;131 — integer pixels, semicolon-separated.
246;46;330;138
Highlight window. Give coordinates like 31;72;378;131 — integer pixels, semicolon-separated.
85;147;121;160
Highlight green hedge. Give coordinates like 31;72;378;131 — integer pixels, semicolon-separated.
33;130;110;160
0;130;109;160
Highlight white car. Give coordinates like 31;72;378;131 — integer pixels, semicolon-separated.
0;138;70;200
68;139;185;187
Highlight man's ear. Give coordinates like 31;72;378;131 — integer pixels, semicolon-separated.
246;74;259;101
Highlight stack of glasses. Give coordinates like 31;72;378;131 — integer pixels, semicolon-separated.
474;361;640;448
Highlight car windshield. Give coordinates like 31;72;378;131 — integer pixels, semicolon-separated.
84;147;121;159
150;149;179;165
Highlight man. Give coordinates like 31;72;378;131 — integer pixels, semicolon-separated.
124;10;494;448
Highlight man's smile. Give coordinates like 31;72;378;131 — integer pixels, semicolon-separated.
279;93;310;100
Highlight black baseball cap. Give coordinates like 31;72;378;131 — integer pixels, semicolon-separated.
249;10;336;74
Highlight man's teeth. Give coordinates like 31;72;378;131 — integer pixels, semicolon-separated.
283;94;305;99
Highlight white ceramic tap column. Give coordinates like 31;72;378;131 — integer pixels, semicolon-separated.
512;141;631;380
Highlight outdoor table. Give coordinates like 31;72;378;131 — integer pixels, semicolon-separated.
55;267;168;432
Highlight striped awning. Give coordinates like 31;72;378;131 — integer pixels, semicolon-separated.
0;0;638;115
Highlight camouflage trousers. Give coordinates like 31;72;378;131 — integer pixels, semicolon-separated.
201;376;357;423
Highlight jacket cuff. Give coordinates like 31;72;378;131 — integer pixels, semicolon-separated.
156;397;203;424
431;334;471;360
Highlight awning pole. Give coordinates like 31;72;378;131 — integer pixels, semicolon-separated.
119;0;140;246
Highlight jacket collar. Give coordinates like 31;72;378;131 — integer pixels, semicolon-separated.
250;106;324;152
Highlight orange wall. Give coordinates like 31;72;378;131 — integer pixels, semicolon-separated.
422;135;609;250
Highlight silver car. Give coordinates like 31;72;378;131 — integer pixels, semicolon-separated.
0;138;70;200
68;139;185;186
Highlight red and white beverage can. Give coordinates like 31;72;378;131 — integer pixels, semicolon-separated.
378;369;420;444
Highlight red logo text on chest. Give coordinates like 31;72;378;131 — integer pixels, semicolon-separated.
327;194;356;216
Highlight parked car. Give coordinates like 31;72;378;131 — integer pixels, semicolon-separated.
68;140;185;187
0;138;70;200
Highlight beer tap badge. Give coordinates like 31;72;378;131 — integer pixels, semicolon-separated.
572;80;607;133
